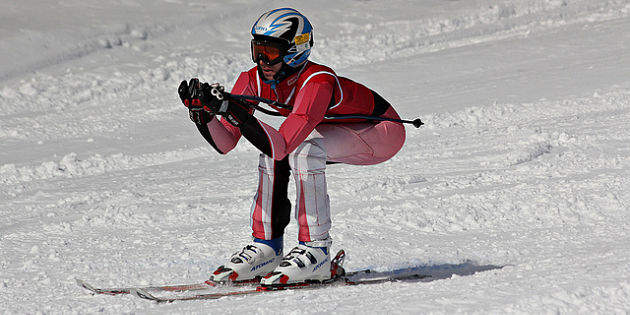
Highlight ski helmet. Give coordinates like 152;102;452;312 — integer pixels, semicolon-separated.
251;8;314;68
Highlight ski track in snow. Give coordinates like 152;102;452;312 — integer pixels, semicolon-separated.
2;0;630;313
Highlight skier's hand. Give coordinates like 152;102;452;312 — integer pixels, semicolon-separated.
199;83;227;114
198;83;252;127
178;78;214;125
178;78;202;108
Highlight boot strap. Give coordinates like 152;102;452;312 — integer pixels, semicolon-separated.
302;237;333;248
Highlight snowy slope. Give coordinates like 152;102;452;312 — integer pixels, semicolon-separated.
1;0;630;313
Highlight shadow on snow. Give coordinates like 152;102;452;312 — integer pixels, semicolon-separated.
348;260;504;283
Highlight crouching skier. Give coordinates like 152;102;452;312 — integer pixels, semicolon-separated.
177;8;406;286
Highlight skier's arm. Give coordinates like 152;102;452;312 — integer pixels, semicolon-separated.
237;78;333;160
195;118;239;154
187;73;254;154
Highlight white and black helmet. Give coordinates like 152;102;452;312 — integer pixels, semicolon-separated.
251;8;314;68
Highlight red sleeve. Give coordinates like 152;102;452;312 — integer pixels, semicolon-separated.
251;75;334;160
279;79;332;155
203;72;253;154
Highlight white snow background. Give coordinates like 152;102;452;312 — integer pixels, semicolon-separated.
1;0;630;313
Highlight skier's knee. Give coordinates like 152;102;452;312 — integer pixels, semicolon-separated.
288;139;327;172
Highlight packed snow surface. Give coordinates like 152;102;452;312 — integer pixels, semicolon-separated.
2;0;630;313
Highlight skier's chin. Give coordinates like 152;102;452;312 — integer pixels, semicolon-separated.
263;71;275;80
259;62;281;80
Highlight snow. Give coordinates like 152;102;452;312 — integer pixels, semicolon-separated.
2;0;630;313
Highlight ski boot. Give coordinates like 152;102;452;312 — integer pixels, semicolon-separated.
208;238;282;284
260;238;333;286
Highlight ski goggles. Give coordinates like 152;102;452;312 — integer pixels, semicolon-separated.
251;39;288;65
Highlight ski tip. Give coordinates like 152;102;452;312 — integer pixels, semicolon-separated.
76;279;97;293
130;288;163;302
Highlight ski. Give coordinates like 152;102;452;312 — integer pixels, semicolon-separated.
131;268;429;302
130;250;430;302
79;249;431;302
76;278;259;296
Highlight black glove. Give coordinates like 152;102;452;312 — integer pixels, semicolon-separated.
198;83;225;113
178;79;214;125
199;83;252;127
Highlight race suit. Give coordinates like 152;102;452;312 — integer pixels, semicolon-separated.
195;61;406;242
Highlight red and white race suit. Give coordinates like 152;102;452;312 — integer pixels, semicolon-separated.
198;61;406;242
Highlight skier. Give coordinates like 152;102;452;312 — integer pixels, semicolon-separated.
178;8;406;286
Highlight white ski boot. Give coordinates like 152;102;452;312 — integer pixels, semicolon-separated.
209;242;282;283
260;240;332;286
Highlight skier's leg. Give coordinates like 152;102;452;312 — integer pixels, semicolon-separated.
209;154;290;283
250;154;291;240
262;108;405;285
316;107;406;165
288;137;331;243
259;137;333;286
282;112;404;243
283;107;403;244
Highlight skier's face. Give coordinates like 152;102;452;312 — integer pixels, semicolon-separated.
259;60;282;80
